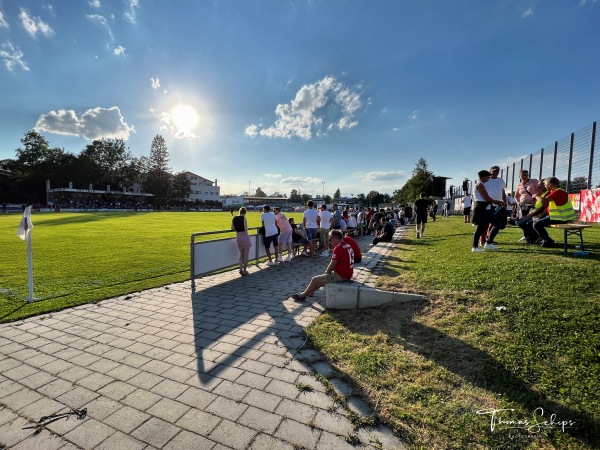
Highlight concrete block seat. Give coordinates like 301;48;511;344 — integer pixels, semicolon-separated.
326;227;425;309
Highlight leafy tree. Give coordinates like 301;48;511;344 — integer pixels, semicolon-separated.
324;194;332;204
254;187;267;197
355;193;366;207
366;190;385;207
289;189;302;202
333;188;341;199
171;171;192;201
394;158;434;204
301;193;311;204
80;138;133;189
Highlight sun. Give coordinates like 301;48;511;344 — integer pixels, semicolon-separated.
170;104;199;136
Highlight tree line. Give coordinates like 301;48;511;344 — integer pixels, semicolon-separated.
2;130;441;208
1;131;193;208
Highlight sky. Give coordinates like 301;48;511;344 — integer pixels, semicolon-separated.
1;0;599;198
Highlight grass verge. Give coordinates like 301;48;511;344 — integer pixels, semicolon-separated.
306;217;600;449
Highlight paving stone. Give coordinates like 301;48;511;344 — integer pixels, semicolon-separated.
237;405;282;434
249;433;295;450
312;361;335;377
275;398;317;423
104;405;151;433
85;396;123;420
265;367;300;384
205;395;248;421
314;409;354;436
176;386;218;410
20;371;58;390
208;418;257;450
146;397;190;423
4;363;39;380
150;378;189;399
97;380;137;401
2;387;44;411
327;378;355;397
0;406;18;426
0;415;38;447
347;396;373;417
264;379;299;400
87;358;121;373
56;385;99;408
127;371;164;390
96;430;147;450
175;408;222;435
105;364;141;382
357;425;407;450
296;389;335;409
212;379;252;401
11;428;66;450
317;431;364;449
242;389;282;412
77;372;115;391
164;429;216;450
19;396;64;421
275;418;321;449
131;416;181;448
63;417;116;449
36;378;74;398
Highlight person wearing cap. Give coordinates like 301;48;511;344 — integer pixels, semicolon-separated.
472;170;505;252
291;229;354;301
318;204;333;257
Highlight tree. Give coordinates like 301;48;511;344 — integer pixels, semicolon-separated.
333;188;341;200
145;135;172;207
254;187;267;197
171;171;192;202
80;138;133;189
393;158;433;204
356;193;366;207
324;194;332;204
289;189;302;202
301;193;311;204
366;190;385;207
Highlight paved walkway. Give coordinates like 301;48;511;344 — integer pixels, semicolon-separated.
0;234;407;449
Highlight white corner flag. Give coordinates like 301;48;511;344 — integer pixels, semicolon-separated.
17;206;34;302
17;206;34;240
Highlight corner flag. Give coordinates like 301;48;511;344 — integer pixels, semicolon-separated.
17;206;35;302
17;206;34;240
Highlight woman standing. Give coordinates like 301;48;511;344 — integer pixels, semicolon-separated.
231;207;251;275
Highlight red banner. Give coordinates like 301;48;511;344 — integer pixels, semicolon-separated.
579;189;600;223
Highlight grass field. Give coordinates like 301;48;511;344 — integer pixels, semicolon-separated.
0;211;303;322
306;217;600;449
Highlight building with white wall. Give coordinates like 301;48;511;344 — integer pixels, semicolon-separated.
185;172;220;202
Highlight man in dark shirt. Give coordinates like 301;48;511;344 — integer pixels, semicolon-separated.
414;192;430;238
372;217;395;245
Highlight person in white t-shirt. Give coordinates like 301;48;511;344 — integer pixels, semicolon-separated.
462;194;472;223
261;205;279;265
303;201;319;257
318;204;333;257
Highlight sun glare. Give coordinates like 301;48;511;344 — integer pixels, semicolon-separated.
170;104;199;136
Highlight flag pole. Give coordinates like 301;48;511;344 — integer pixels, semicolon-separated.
26;231;34;302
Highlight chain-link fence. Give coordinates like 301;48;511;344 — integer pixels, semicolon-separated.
450;121;598;197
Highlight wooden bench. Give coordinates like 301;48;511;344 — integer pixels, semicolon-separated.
550;223;592;254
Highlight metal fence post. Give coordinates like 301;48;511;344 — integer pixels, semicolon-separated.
589;121;597;189
539;148;544;181
552;141;558;177
567;132;575;193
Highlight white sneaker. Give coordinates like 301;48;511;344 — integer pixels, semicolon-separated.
472;247;486;252
484;243;500;250
286;255;293;262
301;251;309;257
518;236;527;242
277;256;284;263
321;250;329;257
265;260;274;266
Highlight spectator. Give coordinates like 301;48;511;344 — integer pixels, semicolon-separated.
289;218;309;255
343;234;362;263
291;230;354;301
318;204;333;257
414;193;429;238
231;207;251;275
515;169;539;218
332;204;342;230
261;205;280;265
274;207;293;262
471;170;505;252
372;216;395;245
303;200;319;257
462;193;472;223
528;176;577;248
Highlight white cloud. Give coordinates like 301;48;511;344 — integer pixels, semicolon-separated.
246;75;362;139
35;106;135;140
159;112;196;139
522;7;533;17
87;14;114;43
113;45;126;56
20;8;53;37
0;42;29;71
124;0;140;24
150;77;160;89
264;173;282;178
365;171;405;182
280;176;320;185
0;10;9;28
89;0;101;8
408;110;418;121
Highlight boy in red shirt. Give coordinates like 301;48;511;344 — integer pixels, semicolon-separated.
292;230;354;301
